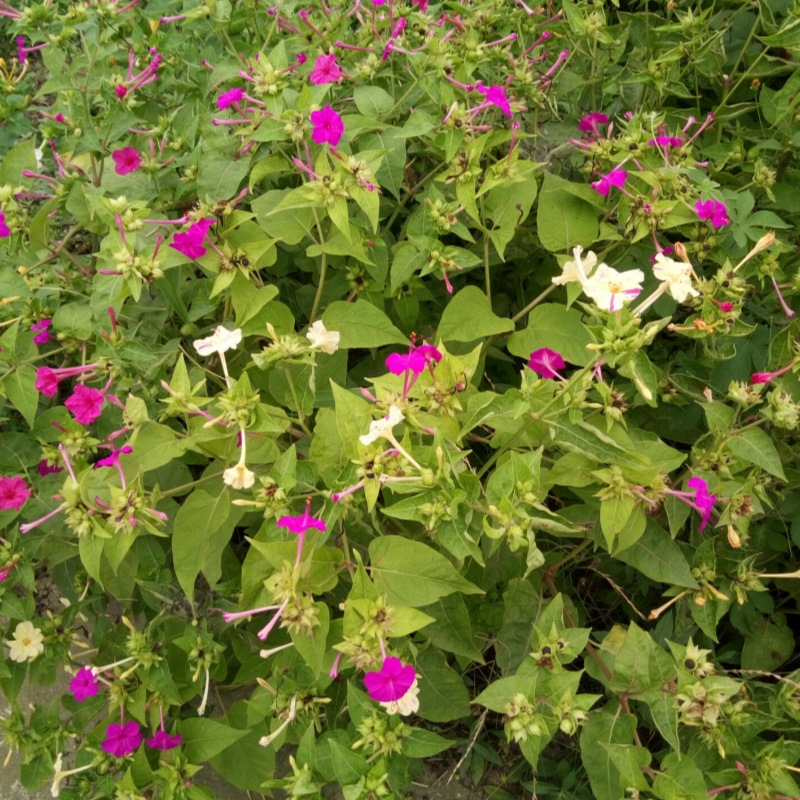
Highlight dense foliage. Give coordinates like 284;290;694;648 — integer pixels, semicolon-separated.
2;0;800;798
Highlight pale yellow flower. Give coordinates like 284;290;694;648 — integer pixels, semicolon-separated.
6;620;44;663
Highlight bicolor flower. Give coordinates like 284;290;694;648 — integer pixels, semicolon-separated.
551;246;598;287
112;147;142;176
306;320;340;354
364;657;420;716
309;54;341;85
695;198;729;229
582;265;644;312
0;476;31;511
591;167;627;197
310;105;344;146
69;667;100;703
31;318;52;345
527;348;566;379
101;720;142;758
5;620;44;663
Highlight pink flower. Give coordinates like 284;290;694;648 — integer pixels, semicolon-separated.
37;460;62;477
695;199;730;229
686;477;717;532
112;147;142;176
310;105;344;146
31;319;52;345
751;360;795;385
309;54;341;85
477;84;512;117
0;476;31;511
648;136;682;148
35;367;60;397
386;345;442;376
64;385;105;424
94;445;133;470
146;729;182;750
0;562;16;582
69;667;100;702
102;720;142;758
527;348;566;379
0;210;10;238
170;218;214;260
364;657;416;702
578;112;608;132
591;167;627;197
277;509;327;535
217;87;243;109
115;85;128;99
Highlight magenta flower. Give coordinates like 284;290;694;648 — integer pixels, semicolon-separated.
0;562;16;582
751;361;795;384
310;105;344;146
309;54;341;85
477;84;512;117
648;136;682;148
37;460;62;477
364;657;416;702
717;301;734;313
217;87;244;110
578;112;608;133
527;348;566;379
0;476;31;511
386;345;442;376
35;364;98;397
115;85;128;99
591;167;627;197
94;445;133;470
102;720;142;758
65;385;105;424
69;667;100;702
277;509;327;535
31;319;52;345
112;147;142;176
145;729;182;751
0;210;9;238
686;477;717;532
169;218;214;260
695;199;730;229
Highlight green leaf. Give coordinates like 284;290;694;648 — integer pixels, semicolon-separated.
727;427;786;479
741;613;795;671
369;536;483;607
536;173;599;253
610;622;676;694
314;731;370;785
422;595;486;663
172;489;232;603
437;287;514;342
402;727;454;758
3;366;38;427
197;156;251;200
652;752;708;800
353;86;394;117
616;521;699;589
415;648;470;722
322;300;407;348
600;495;635;552
179;718;248;762
580;710;645;800
53;303;93;340
127;423;187;473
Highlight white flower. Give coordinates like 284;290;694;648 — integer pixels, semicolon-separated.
223;464;256;490
359;405;405;446
193;325;243;357
552;246;599;286
652;253;699;303
6;620;44;663
381;679;420;716
306;320;340;355
583;265;645;312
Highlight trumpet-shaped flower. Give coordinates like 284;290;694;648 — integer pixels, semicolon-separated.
31;318;52;345
0;210;9;238
278;509;327;536
170;218;214;260
652;254;699;303
0;476;31;511
364;657;419;716
310;105;344;146
112;147;142;175
527;348;566;379
145;729;182;750
386;345;442;376
69;667;100;702
582;265;644;312
102;720;142;758
359;406;404;446
6;621;44;663
591;167;627;197
306;320;340;354
193;325;242;356
309;54;341;85
477;84;512;117
223;463;256;490
552;246;598;286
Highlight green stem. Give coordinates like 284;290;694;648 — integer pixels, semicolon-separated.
161;471;223;498
511;285;557;324
284;365;312;436
308;211;328;323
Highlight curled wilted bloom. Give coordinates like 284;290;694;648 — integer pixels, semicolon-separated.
652;253;698;303
583;265;644;311
578;112;608;133
552;246;598;286
527;348;566;379
306;320;340;354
